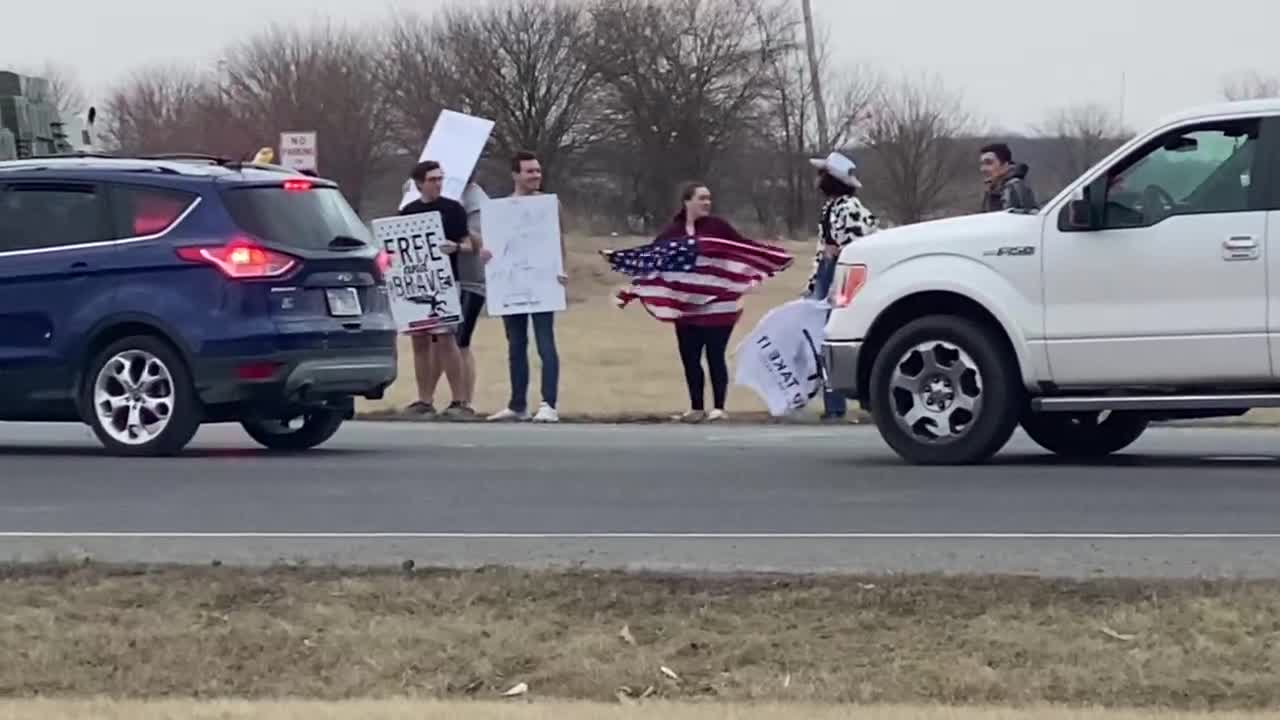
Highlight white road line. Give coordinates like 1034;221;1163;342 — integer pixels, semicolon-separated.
2;532;1280;540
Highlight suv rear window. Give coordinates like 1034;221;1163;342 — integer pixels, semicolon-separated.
222;185;373;250
110;185;198;237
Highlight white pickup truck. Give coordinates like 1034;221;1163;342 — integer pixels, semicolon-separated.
823;99;1280;465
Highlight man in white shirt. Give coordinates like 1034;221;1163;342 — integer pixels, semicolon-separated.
487;150;567;423
455;177;491;416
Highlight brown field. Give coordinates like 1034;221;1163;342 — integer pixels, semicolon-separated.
3;565;1280;710
359;235;827;419
357;235;1280;425
6;700;1280;720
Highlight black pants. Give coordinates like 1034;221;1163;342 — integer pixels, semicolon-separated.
675;323;734;411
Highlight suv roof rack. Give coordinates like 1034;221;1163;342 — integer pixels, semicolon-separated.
139;152;235;165
24;151;120;160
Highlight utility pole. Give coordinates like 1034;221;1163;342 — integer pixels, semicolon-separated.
801;0;829;149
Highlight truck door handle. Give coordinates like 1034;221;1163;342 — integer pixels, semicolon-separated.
1223;236;1260;261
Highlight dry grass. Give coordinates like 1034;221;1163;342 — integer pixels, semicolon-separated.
3;565;1280;710
358;235;1280;425
359;235;825;418
6;700;1280;720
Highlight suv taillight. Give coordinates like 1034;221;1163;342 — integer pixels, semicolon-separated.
176;237;298;279
833;264;868;308
374;249;392;282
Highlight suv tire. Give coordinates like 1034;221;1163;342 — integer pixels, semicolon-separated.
1020;411;1148;458
868;315;1021;465
242;409;345;451
83;335;201;457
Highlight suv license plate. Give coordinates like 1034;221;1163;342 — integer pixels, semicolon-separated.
325;287;362;317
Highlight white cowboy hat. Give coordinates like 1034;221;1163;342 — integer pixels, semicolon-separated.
808;151;863;188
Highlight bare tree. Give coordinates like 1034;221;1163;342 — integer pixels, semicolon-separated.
221;23;394;210
381;12;445;154
582;0;797;227
1222;70;1280;101
860;73;974;225
1035;102;1130;185
397;0;601;182
102;65;224;154
19;61;88;118
754;22;879;233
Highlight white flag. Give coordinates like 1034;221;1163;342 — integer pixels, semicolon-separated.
733;299;829;416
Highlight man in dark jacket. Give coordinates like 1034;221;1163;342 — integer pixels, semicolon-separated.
979;142;1038;212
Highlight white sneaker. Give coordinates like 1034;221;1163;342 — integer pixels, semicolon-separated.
487;408;529;422
532;403;560;423
707;409;728;422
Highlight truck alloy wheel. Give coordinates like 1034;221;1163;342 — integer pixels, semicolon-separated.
868;315;1020;465
887;340;984;442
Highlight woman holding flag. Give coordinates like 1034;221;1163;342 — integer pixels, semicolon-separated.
603;183;793;423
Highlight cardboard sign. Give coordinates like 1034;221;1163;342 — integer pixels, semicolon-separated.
399;110;494;208
482;194;567;316
373;211;461;333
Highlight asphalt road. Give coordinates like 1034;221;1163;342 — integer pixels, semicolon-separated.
3;421;1280;578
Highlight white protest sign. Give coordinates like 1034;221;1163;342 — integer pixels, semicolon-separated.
482;194;567;316
733;299;829;416
372;212;462;333
279;131;318;172
399;110;494;208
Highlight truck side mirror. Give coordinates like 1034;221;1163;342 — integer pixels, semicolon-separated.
1066;197;1091;229
1061;177;1109;231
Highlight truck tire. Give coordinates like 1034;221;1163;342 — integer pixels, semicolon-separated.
1020;411;1148;458
868;315;1021;465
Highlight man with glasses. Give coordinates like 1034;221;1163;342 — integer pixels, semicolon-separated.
399;160;476;417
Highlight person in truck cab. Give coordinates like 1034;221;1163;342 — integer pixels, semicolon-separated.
979;142;1037;212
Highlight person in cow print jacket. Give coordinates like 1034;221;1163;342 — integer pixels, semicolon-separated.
805;151;879;419
805;152;879;298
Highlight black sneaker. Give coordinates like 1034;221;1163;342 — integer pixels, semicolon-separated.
407;401;437;416
445;402;476;418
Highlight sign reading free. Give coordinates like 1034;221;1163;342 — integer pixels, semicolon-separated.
278;131;318;172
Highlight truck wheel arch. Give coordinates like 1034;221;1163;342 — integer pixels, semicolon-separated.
855;290;1024;409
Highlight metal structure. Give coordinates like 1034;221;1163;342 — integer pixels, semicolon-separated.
0;70;72;160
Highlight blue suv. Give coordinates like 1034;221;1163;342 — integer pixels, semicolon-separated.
0;155;398;455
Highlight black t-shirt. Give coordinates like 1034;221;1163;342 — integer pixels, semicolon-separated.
399;196;469;277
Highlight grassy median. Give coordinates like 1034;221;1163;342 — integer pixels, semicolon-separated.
6;700;1280;719
1;564;1278;710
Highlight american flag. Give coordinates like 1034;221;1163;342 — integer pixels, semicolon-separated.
607;235;794;323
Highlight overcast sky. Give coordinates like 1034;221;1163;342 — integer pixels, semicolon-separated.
2;0;1275;133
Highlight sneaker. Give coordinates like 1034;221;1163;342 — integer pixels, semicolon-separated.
406;401;437;416
671;410;706;424
532;403;560;423
487;407;529;422
445;402;476;418
707;409;728;422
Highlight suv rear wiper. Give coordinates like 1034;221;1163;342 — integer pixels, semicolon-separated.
329;235;368;250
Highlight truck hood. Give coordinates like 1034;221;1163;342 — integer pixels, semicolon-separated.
841;210;1044;267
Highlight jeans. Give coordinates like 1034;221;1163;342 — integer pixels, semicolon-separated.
502;312;559;413
809;255;847;418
